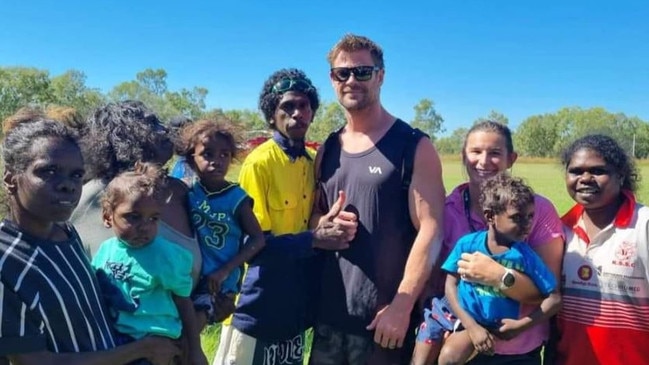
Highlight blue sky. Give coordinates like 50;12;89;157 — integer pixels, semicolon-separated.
1;0;647;134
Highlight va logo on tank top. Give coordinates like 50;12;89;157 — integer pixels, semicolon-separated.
368;166;383;174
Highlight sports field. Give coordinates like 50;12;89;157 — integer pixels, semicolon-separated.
203;156;649;362
438;156;649;214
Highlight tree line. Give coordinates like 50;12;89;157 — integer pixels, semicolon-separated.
2;66;647;158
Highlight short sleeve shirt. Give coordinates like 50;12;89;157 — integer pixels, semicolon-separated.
92;236;193;339
238;139;314;235
441;184;564;354
443;231;557;327
557;191;649;365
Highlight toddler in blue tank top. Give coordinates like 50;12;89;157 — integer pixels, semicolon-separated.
176;118;266;325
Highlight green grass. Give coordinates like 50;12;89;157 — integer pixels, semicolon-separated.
201;156;649;362
438;155;649;214
200;324;221;361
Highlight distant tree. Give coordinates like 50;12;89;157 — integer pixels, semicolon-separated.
552;107;612;152
166;87;208;119
514;114;559;157
0;67;52;122
7;65;646;160
632;121;649;158
410;98;444;141
435;127;468;155
515;107;649;158
109;68;208;121
223;109;266;132
200;108;226;120
475;110;509;125
109;79;157;107
308;101;346;142
136;69;168;96
49;70;105;118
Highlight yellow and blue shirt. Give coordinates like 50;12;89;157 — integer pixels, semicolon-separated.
239;137;314;235
232;136;318;341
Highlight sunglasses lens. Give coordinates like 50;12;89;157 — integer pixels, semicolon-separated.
332;68;351;82
293;80;310;90
353;67;374;81
273;79;291;93
331;67;377;82
273;78;313;93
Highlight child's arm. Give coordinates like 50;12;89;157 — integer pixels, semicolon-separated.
444;273;495;355
496;290;562;340
173;295;207;365
206;198;265;294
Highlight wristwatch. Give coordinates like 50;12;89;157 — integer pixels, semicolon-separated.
499;268;516;290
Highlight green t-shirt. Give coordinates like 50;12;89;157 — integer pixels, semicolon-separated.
92;236;193;339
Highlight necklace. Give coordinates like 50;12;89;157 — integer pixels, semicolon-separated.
463;188;479;233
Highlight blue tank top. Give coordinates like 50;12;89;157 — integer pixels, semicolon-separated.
188;180;248;294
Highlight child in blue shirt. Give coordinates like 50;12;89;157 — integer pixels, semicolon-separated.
92;163;198;364
413;174;562;365
176;118;265;327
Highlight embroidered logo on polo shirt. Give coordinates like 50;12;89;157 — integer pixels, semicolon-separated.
578;265;593;281
612;241;636;268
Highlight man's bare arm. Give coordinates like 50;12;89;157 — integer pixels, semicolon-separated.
395;137;445;309
367;138;446;348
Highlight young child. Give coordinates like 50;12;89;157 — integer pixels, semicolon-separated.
413;174;562;365
177;118;265;326
91;163;195;364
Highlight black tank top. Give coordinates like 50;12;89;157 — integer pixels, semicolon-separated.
316;119;420;335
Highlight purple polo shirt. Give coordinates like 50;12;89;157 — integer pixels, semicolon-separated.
441;183;564;354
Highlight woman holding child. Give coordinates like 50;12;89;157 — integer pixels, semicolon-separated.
414;121;565;365
70;101;232;364
0;118;179;364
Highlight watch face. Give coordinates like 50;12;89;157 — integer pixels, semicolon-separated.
504;272;515;287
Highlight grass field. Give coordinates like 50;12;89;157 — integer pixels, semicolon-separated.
202;156;649;362
437;156;649;214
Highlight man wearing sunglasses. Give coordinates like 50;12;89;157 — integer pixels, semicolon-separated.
213;68;358;365
310;34;446;365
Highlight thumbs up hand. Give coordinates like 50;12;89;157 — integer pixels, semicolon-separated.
313;191;357;250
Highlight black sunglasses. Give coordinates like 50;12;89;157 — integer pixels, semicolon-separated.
330;66;381;82
272;78;314;94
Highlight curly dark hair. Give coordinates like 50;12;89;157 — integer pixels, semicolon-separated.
479;173;535;214
3;118;79;173
258;68;320;125
81;100;171;182
177;117;241;171
101;162;167;214
561;134;639;192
